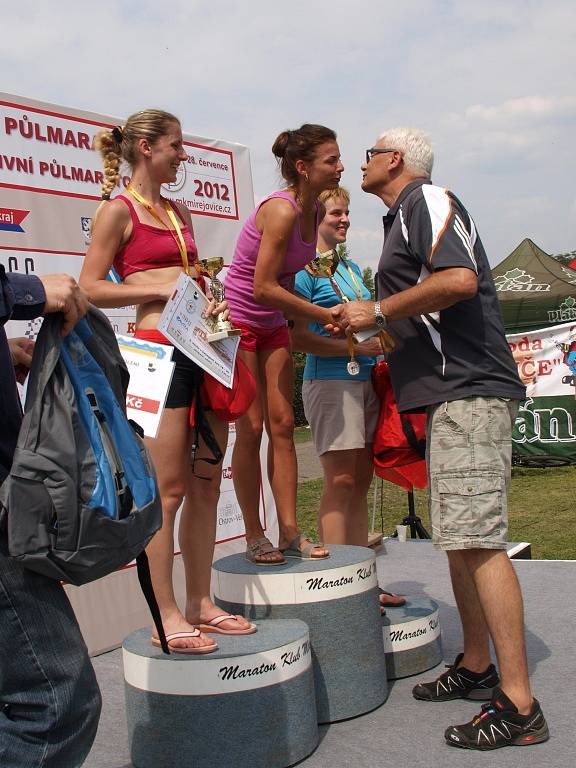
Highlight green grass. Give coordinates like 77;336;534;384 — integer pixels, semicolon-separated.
296;462;576;560
293;425;313;444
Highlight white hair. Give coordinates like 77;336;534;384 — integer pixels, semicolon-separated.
378;127;434;178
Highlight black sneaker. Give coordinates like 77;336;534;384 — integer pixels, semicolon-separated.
412;653;499;702
445;687;550;750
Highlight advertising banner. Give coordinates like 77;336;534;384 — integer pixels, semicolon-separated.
508;322;576;464
0;92;252;338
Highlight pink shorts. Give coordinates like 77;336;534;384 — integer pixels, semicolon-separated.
237;322;290;352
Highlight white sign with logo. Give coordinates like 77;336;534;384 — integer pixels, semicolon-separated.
116;335;175;438
508;322;576;398
1;91;253;340
494;268;551;293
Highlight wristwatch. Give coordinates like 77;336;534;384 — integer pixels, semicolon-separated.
374;301;388;329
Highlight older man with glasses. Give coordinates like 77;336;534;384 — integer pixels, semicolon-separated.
330;127;549;751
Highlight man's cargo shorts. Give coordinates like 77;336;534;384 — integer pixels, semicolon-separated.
426;397;519;551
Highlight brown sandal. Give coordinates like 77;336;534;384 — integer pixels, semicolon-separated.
245;536;286;566
281;535;330;560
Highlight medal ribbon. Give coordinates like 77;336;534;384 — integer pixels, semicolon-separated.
314;251;357;371
338;254;395;353
338;256;363;301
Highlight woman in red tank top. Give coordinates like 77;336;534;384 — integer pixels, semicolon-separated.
80;109;255;653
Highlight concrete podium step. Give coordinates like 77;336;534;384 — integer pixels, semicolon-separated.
382;596;442;679
123;619;317;768
213;544;388;723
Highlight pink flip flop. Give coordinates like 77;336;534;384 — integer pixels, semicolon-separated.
151;629;218;654
196;614;257;635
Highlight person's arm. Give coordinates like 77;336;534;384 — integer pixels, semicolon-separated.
1;265;88;335
290;300;383;356
331;267;477;332
331;192;479;332
79;200;176;308
9;337;34;383
252;199;332;325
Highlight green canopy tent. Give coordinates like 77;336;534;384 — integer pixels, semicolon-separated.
492;238;576;333
492;238;576;465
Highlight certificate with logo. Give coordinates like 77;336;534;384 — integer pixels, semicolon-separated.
116;335;175;438
157;272;239;388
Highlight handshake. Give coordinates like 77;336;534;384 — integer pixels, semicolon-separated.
326;301;395;354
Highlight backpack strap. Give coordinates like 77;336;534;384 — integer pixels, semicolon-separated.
136;551;170;654
190;374;223;477
128;418;169;654
400;414;426;459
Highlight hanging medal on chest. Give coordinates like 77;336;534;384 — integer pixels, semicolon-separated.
347;360;360;376
346;334;360;376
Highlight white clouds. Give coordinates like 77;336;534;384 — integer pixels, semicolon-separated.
460;96;576;125
0;0;575;262
444;94;576;148
498;196;552;219
440;93;576;170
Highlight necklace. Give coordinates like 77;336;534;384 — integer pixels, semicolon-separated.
126;186;191;275
339;256;362;375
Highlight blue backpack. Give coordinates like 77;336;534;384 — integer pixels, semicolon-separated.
0;307;169;651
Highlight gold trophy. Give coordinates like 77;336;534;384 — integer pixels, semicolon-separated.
305;249;396;363
306;249;361;375
196;257;241;342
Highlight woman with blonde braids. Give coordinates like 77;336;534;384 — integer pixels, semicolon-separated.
80;109;255;653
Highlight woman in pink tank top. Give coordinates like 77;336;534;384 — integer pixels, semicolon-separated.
80;109;255;653
225;125;344;564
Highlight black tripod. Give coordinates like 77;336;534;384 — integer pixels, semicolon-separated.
397;488;430;539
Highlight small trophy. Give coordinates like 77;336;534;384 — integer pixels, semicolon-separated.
306;249;360;376
196;257;241;342
305;249;340;283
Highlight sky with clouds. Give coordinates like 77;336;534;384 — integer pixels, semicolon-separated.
2;0;575;270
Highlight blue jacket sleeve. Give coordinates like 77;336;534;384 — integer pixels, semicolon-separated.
0;265;46;325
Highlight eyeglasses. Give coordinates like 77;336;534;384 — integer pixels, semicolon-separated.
365;148;397;164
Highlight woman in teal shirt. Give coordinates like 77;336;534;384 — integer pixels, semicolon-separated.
292;187;405;612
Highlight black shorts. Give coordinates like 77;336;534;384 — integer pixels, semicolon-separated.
165;348;203;409
163;348;221;467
